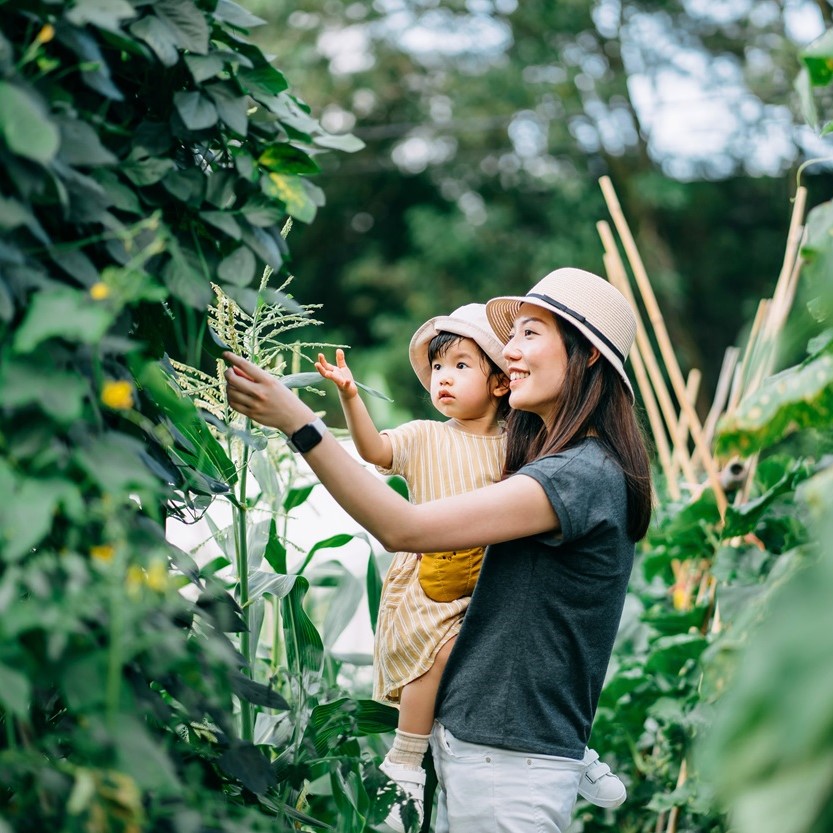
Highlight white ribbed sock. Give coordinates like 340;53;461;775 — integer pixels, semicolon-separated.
385;729;431;769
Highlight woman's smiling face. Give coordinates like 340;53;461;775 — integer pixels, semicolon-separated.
502;303;568;420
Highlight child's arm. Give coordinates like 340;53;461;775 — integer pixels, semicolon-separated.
315;349;393;469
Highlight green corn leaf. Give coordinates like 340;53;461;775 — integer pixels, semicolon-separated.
281;576;324;676
295;533;353;575
355;380;394;402
366;550;383;634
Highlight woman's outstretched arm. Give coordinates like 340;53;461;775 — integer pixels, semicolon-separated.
224;352;559;553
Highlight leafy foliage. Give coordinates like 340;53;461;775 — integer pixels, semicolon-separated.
0;0;374;830
577;28;833;833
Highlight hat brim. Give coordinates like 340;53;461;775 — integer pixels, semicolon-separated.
486;295;635;401
409;315;509;391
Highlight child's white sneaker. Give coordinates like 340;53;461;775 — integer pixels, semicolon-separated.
578;747;627;808
379;758;425;833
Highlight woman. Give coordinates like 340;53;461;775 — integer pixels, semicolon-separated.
224;267;652;833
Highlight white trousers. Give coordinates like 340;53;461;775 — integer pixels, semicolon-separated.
430;722;584;833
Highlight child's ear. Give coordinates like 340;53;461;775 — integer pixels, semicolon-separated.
491;373;510;398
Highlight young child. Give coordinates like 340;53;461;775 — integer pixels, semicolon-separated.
315;304;624;832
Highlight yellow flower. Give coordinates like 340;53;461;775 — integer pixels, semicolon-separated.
90;545;115;562
101;380;134;410
672;586;689;611
126;565;145;597
36;24;55;44
90;282;110;300
145;560;169;592
125;561;169;595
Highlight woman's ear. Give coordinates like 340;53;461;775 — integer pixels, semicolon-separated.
587;346;601;367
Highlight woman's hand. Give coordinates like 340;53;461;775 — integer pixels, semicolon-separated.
223;352;314;433
315;348;358;399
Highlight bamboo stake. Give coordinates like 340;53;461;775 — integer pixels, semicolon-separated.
727;299;770;413
668;369;701;486
597;221;698;486
737;189;807;403
603;251;680;499
665;757;688;833
599;177;727;517
702;346;740;451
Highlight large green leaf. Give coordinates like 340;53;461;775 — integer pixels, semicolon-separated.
801;201;833;289
261;173;317;223
258;144;320;175
12;288;113;353
310;561;363;650
130;15;180;66
366;550;383;634
217;246;256;287
0;464;84;561
295;533;353;575
205;82;249;136
133;360;237;486
0;81;59;164
281;576;324;676
57;117;118;167
0;357;88;424
0;663;31;716
247;570;297;603
308;698;397;756
154;0;210;54
716;345;833;458
66;0;137;31
174;91;219;131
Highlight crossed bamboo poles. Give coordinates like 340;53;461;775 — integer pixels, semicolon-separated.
595;176;808;833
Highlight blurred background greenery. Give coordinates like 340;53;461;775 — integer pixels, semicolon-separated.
240;0;832;425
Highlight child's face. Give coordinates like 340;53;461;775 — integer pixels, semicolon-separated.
429;337;505;422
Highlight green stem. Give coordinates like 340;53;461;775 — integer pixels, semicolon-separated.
271;595;282;677
236;433;254;742
106;573;123;726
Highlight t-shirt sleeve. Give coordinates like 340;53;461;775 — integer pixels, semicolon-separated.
375;420;422;478
517;444;620;547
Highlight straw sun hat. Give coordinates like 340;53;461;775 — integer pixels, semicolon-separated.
409;303;509;391
485;267;637;399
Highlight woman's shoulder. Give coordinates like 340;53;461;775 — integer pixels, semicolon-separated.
524;438;621;480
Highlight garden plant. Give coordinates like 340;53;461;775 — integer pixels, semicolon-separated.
0;0;831;831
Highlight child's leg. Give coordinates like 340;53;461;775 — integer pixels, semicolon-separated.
397;637;456;735
380;638;456;833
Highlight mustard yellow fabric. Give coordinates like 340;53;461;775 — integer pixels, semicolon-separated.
418;546;485;602
373;420;505;703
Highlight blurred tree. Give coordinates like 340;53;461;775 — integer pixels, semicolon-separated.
242;0;832;420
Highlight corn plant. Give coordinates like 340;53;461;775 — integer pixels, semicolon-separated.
169;271;401;830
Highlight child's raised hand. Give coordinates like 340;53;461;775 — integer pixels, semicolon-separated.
315;349;358;398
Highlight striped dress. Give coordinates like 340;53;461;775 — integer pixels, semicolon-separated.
373;419;506;703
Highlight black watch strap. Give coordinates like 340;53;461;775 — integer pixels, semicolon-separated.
286;417;327;453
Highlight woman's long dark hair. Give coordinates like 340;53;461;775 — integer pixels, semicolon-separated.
502;314;652;540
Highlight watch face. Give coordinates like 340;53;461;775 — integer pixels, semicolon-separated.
289;420;325;453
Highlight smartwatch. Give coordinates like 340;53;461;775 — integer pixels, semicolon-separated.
286;417;327;453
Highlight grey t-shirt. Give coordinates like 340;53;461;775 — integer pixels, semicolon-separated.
435;438;633;758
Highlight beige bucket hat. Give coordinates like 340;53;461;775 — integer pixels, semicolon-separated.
486;267;636;399
409;303;510;391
